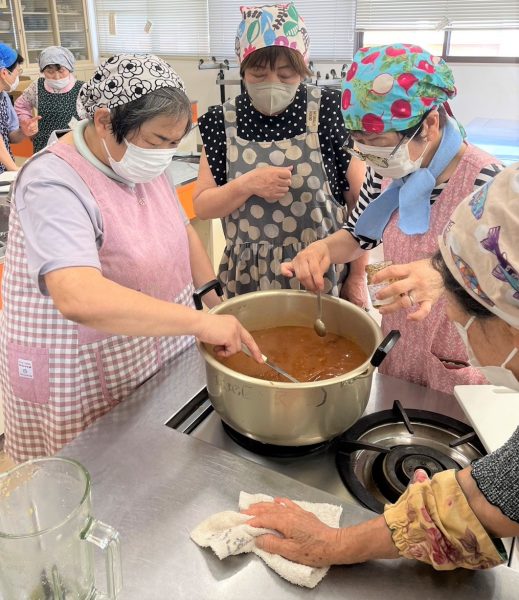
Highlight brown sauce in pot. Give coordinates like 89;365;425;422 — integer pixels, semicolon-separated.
212;325;368;383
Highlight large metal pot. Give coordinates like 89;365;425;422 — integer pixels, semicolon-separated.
194;281;399;446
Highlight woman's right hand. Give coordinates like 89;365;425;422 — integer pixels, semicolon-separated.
195;313;263;363
281;240;331;291
244;166;293;202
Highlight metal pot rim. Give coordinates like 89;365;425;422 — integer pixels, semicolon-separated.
199;289;382;388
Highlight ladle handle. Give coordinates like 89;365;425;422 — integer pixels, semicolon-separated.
241;344;268;364
370;330;401;367
82;518;122;599
193;279;224;310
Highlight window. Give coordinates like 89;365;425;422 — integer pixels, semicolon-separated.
94;1;356;62
356;0;519;60
95;0;208;57
449;30;519;58
362;31;444;56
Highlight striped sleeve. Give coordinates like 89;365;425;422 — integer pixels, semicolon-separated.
343;166;384;249
473;163;504;189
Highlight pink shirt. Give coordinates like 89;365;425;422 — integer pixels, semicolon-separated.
14;76;77;122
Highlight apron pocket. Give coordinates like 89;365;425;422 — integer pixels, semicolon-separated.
7;342;50;405
98;337;160;403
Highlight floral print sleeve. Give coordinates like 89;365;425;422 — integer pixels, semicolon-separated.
383;469;507;570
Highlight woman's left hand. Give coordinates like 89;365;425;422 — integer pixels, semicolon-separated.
340;273;369;309
243;497;339;567
372;258;444;321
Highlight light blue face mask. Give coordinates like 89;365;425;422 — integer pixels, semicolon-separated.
454;316;519;391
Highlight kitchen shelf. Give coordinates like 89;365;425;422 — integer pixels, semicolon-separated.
11;0;91;67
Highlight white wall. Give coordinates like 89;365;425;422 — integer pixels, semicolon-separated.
449;62;519;125
168;58;519;127
82;57;519;131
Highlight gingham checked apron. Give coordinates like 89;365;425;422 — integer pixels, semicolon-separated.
0;142;195;461
379;145;497;394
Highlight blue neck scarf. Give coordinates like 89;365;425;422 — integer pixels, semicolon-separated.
354;117;463;240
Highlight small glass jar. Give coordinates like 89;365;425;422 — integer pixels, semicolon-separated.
365;260;396;308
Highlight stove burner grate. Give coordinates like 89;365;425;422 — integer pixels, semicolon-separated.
336;401;485;514
221;420;330;458
372;444;461;503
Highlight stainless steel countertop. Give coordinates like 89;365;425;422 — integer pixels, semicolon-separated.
61;344;519;599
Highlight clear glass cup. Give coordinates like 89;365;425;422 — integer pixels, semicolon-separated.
0;457;122;599
365;260;396;308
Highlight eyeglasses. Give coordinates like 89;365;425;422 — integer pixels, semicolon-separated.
7;65;23;76
343;123;421;169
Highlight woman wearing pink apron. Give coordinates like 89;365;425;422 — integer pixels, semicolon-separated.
0;54;261;462
283;44;502;394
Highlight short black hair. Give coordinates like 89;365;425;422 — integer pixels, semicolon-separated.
431;250;494;319
6;52;24;72
109;86;192;144
398;105;447;139
240;46;311;79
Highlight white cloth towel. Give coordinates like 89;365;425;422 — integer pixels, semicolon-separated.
190;491;342;589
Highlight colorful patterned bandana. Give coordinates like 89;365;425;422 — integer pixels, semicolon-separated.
341;43;456;133
439;162;519;328
77;53;185;119
235;3;310;63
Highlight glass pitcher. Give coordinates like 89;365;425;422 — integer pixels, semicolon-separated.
0;457;122;599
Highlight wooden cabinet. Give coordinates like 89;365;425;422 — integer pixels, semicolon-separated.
0;0;92;68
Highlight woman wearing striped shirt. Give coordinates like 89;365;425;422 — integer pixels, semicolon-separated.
282;44;502;394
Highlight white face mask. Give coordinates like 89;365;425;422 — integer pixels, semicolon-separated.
46;76;71;91
245;82;299;116
7;74;19;93
103;138;177;184
454;316;519;391
355;138;429;179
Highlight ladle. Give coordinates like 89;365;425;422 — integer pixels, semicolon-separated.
314;291;327;337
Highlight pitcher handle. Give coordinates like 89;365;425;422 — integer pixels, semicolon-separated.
82;517;123;599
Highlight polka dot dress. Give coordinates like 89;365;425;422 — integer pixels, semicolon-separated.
215;85;348;298
199;84;352;202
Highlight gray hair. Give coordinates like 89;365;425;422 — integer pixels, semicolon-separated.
109;86;192;144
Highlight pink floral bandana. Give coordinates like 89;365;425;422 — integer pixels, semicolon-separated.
235;3;310;63
439;162;519;327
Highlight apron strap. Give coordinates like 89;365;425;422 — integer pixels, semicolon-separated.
305;84;321;134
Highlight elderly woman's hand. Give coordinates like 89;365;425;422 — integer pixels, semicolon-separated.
196;313;263;363
243;497;340;567
372;258;444;321
281;240;331;292
245;165;293;202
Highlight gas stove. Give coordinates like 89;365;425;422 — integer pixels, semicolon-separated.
166;374;484;513
166;372;518;568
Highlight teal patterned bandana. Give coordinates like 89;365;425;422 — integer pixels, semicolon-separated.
341;43;456;133
235;3;310;63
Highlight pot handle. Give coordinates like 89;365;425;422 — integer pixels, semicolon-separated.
193;279;224;310
370;330;400;368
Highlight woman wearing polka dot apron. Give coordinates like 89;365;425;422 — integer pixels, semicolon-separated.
195;3;367;302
